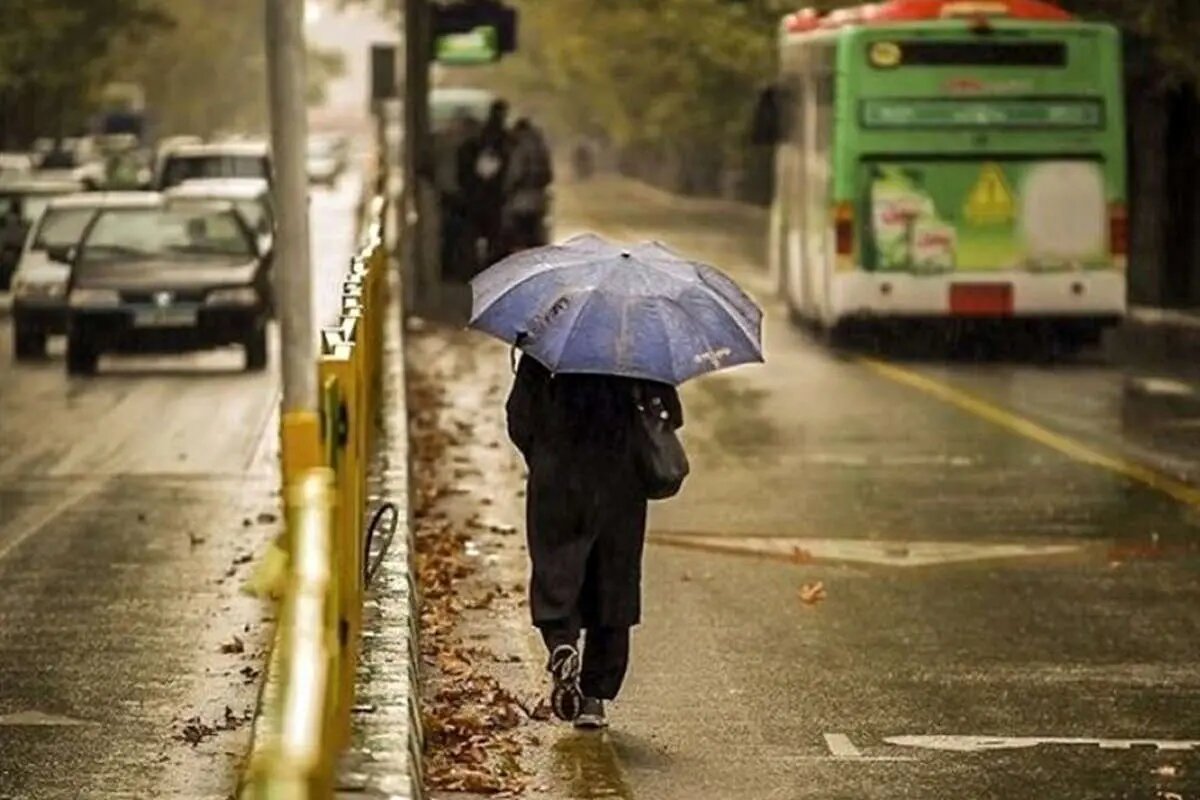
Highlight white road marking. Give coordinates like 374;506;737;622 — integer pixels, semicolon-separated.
816;733;917;762
793;453;977;468
0;479;105;563
653;533;1081;568
886;735;1200;753
0;710;90;726
1129;378;1196;398
824;733;863;757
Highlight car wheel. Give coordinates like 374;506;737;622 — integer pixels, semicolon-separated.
244;328;268;371
13;324;47;361
66;333;98;375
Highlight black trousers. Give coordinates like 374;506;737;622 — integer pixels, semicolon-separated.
540;621;630;701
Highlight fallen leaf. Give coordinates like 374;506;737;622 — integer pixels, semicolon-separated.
219;635;245;654
799;581;827;607
791;547;814;564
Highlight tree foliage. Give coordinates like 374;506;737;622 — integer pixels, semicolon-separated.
0;0;345;146
0;0;168;143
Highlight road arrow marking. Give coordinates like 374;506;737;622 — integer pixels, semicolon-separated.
652;533;1080;568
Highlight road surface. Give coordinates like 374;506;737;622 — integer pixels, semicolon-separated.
420;175;1200;800
0;173;361;800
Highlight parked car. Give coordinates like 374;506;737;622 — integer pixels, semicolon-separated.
10;191;162;359
65;200;271;374
154;141;272;190
0;178;84;290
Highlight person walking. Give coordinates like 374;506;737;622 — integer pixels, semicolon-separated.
469;235;764;727
502;118;553;252
435;112;480;282
469;100;513;267
505;351;683;728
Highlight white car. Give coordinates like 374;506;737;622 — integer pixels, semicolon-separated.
11;191;162;359
155;140;272;190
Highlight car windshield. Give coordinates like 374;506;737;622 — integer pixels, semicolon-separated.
32;207;95;250
80;206;253;264
161;155;268;188
234;199;271;234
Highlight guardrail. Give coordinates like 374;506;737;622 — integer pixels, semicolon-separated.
239;196;389;799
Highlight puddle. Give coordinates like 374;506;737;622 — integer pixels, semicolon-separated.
552;734;635;799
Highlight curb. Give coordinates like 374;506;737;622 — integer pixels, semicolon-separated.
1106;306;1200;365
336;263;425;799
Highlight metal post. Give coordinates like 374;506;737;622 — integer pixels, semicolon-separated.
266;0;321;479
266;0;317;414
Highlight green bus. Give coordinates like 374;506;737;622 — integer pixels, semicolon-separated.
762;0;1127;345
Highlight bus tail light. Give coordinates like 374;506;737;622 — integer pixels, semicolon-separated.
834;203;855;270
1109;203;1128;269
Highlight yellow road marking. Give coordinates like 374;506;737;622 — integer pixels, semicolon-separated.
859;357;1200;509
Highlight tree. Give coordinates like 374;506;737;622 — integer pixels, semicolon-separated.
0;0;168;146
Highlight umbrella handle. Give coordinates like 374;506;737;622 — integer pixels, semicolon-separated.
511;332;529;374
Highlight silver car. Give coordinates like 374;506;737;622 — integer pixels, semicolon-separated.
11;192;162;359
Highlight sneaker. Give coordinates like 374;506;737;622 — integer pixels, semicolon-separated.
548;644;582;722
574;697;608;729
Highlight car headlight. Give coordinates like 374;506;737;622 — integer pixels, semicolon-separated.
206;287;259;306
15;280;67;300
69;288;120;308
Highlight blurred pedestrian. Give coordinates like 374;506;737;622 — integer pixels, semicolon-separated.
467;100;512;267
505;351;684;729
436;112;480;282
502;119;553;253
571;142;594;182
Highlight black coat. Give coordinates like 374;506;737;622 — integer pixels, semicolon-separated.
506;356;682;628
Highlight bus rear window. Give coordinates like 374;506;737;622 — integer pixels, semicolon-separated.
872;41;1067;68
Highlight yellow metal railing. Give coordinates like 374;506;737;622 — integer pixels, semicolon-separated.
240;196;390;799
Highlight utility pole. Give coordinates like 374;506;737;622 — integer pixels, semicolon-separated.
265;0;321;476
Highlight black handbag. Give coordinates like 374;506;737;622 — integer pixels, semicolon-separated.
632;386;690;500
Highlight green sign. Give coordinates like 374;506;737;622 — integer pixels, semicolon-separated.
436;26;499;66
861;99;1103;130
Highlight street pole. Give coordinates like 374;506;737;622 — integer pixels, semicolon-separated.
265;0;321;479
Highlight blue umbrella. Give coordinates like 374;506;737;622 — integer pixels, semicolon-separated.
469;234;763;385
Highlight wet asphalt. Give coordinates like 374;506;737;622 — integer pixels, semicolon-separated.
0;174;361;799
423;177;1200;800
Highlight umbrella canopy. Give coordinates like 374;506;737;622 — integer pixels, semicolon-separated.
469;234;764;385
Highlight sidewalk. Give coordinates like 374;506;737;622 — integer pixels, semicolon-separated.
340;313;636;799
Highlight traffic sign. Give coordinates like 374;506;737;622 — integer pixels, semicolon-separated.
964;163;1015;225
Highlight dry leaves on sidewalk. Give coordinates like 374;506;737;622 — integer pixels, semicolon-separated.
799;581;827;607
409;337;531;796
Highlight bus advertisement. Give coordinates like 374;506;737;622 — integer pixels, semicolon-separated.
762;0;1127;348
